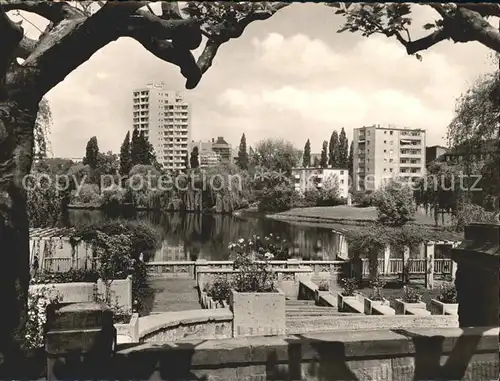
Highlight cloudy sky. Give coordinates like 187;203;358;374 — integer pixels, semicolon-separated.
18;3;497;157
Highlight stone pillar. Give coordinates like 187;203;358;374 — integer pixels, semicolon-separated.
452;223;500;328
195;259;207;282
402;246;410;283
46;302;116;381
425;242;435;289
383;245;391;276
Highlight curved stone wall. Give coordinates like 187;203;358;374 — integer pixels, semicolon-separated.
139;309;233;343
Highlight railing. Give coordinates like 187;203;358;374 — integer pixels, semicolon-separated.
146;260;347;279
43;257;72;272
146;258;454;278
40;257;94;273
361;258;453;276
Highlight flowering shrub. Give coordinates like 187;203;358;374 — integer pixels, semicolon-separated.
368;278;386;301
24;286;62;349
317;280;329;291
228;233;290;260
401;286;422;303
438;282;457;304
228;237;276;292
341;278;358;296
207;277;232;305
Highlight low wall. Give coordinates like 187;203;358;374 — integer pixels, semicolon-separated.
138;309;233;343
97;276;133;311
30;282;95;303
29;276;133;310
113;327;499;380
287;314;458;334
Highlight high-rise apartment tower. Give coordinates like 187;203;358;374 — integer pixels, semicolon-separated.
132;81;191;170
353;124;426;190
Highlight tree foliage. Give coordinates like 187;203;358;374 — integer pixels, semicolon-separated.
119;131;132;175
348;141;354;176
328;130;340;168
338;127;349;169
190;146;200;169
375;181;416;227
34;98;52;161
250;138;300;175
328;3;500;58
447;69;500;211
302;139;311;168
237;133;248;170
83;136;99;169
320;140;328;169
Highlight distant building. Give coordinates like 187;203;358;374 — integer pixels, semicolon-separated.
191;136;233;167
212;137;232;165
310;153;321;167
442;139;497;164
132;82;190;171
426;145;448;165
199;151;221;168
353;124;426;191
292;167;349;199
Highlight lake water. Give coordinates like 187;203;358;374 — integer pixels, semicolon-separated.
66;210;343;261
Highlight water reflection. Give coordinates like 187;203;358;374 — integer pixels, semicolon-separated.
67;210;344;261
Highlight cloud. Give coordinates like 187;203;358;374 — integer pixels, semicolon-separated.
251;33;341;77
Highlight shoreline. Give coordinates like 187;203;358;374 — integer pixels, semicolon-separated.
267;210;462;240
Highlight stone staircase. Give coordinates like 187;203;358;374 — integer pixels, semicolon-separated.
285;299;359;334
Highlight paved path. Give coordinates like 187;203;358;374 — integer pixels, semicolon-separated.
148;278;201;313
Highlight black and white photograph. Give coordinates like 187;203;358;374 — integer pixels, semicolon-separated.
0;1;499;380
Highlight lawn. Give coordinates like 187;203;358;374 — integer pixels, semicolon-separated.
278;205;452;226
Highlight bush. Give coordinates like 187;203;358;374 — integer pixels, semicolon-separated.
229;239;275;292
340;278;358;296
207;277;232;305
256;183;299;213
369;278;386;301
70;219;159;313
71;183;103;207
26;173;64;228
437;282;457;304
401;286;422;303
375;181;416;226
317;280;329;291
24;286;62;349
351;190;375;207
452;202;497;232
30;269;99;285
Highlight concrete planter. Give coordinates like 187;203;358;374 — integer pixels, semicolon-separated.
315;289;330;304
394;299;427;315
363;296;391;315
230;288;285;338
337;292;359;312
430;299;458;316
115;313;139;344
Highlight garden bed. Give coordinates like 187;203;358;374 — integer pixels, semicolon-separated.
114;314;133;324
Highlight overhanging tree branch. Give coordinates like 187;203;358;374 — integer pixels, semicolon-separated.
0;0;84;22
0;7;23;89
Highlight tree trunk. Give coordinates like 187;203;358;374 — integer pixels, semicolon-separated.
0;98;37;376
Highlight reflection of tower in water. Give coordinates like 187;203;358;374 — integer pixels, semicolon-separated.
156;240;188;261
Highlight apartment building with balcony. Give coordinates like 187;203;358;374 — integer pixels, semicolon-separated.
292;167;349;199
132;81;191;171
192;137;232;168
353;124;426;190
